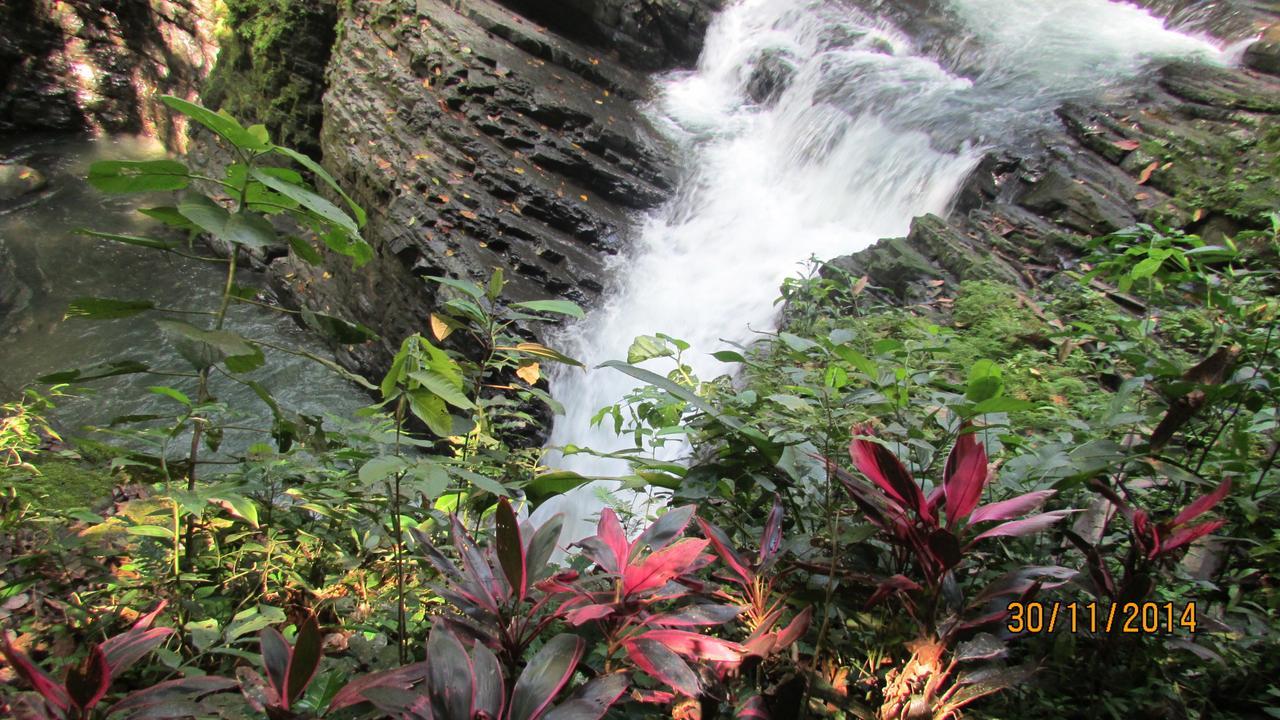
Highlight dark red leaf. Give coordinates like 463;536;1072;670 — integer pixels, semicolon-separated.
510;633;584;720
99;626;174;680
638;630;743;662
428;624;475;720
1171;479;1231;528
2;632;72;714
927;528;962;570
472;642;506;720
525;513;565;584
867;575;923;606
622;538;709;596
695;518;752;586
496;498;529;602
328;662;431;712
106;675;238;717
451;514;501;612
775;606;812;649
635;505;696;557
972;510;1075;541
1160;519;1226;555
944;428;988;527
593;508;631;574
759;495;784;566
65;644;110;713
259;628;291;707
622;638;700;698
736;694;770;720
849;426;929;522
968;490;1055;525
541;673;628;720
648;605;742;628
285;617;323;705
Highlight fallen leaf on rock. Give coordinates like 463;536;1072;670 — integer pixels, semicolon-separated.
1137;162;1158;185
1112;139;1140;151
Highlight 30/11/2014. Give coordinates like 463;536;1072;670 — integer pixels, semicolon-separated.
1006;601;1198;635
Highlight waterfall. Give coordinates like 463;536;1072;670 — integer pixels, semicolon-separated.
534;0;1225;538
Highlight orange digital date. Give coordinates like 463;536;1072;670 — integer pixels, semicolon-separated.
1006;601;1198;634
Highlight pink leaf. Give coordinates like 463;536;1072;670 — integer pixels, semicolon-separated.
594;509;631;574
100;626;175;678
943;428;988;527
638;629;744;662
65;644;110;713
850;426;929;523
968;490;1056;525
0;632;71;713
566;604;615;626
972;510;1075;541
774;606;812;649
696;517;753;586
328;662;431;711
1160;519;1226;555
622;638;700;697
622;538;709;596
867;574;923;607
1171;479;1231;528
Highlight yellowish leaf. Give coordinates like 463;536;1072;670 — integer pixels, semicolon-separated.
430;313;453;341
1137;162;1158;185
516;362;541;385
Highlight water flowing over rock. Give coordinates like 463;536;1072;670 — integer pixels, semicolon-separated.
0;0;219;147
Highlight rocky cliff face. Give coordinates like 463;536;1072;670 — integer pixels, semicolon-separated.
0;0;219;148
827;59;1280;306
257;0;709;377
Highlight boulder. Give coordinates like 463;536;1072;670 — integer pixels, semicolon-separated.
746;47;798;105
0;164;47;201
1244;26;1280;76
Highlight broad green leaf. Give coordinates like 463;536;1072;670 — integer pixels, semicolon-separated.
970;397;1037;415
513;300;585;320
360;455;410;485
223;345;266;373
408;370;475;410
251;169;358;236
271;145;367;226
210;494;260;528
88;160;190;193
64;297;155;320
487;267;506;301
407;461;450;499
301;309;377;344
966;360;1004;403
39;360;151;384
320;227;373;267
627;335;673;363
768;394;811;413
74;228;179;251
408;390;453;437
779;332;819;353
426;275;485;300
288;236;322;265
1130;255;1165;280
711;350;746;363
160;95;268;151
148;385;192;406
178;194;277;249
157;320;256;370
139;206;198;229
126;525;175;539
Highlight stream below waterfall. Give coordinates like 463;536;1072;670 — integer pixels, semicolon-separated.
537;0;1234;536
0;134;367;453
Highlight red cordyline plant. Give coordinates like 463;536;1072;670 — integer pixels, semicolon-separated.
1069;477;1231;605
834;424;1077;720
550;505;748;702
837;423;1074;607
411;498;566;674
0;602;235;720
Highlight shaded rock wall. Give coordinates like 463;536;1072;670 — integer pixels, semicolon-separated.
260;0;699;377
0;0;219;148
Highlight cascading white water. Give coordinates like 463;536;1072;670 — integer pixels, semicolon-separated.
534;0;1226;537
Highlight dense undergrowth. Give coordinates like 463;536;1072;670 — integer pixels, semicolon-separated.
1;101;1278;720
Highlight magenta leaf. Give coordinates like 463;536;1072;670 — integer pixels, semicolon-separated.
1160;518;1226;554
648;604;742;628
258;628;291;707
496;498;529;601
427;624;475;720
639;629;744;662
972;510;1076;541
565;604;615;626
100;603;174;679
107;676;238;717
65;644;110;713
1171;479;1231;528
622;538;709;596
867;574;923;606
593;509;631;574
775;606;813;649
285;617;323;705
622;637;701;698
944;428;989;527
541;673;628;720
849;427;929;522
509;633;584;720
450;515;501;613
968;490;1055;525
328;662;431;712
634;505;696;557
695;517;752;586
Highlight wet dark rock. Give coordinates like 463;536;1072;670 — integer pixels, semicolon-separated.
746;47;798;105
0;238;28;323
0;0;219;147
0;164;47;200
1245;26;1280;76
496;0;723;71
261;0;679;379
